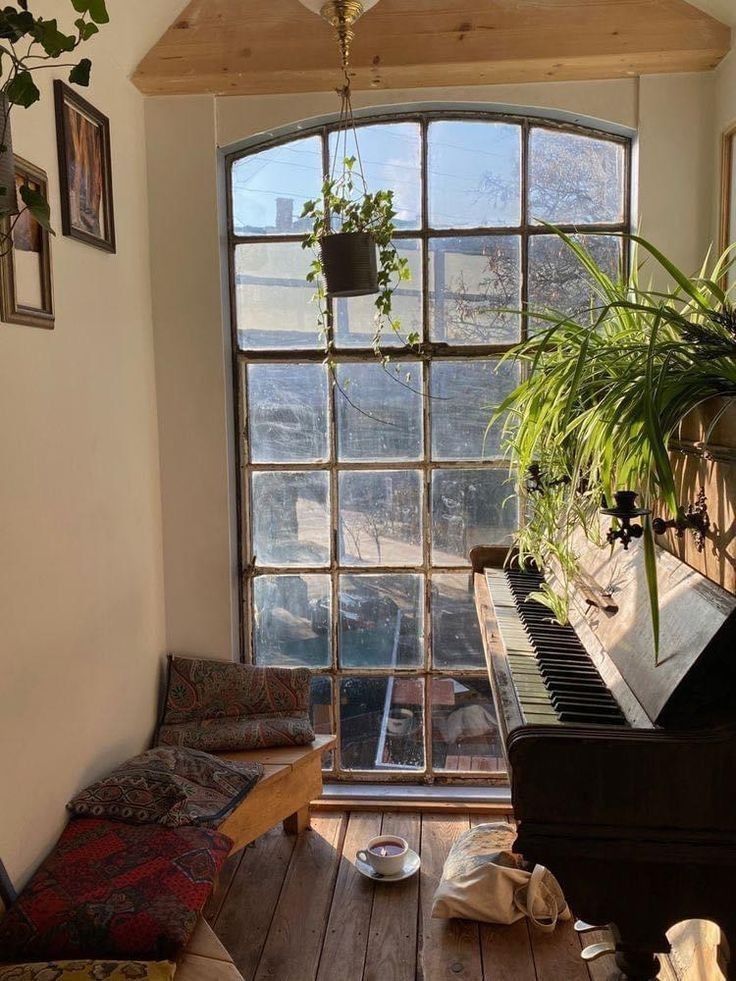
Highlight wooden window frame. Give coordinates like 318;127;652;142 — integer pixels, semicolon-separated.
225;109;632;785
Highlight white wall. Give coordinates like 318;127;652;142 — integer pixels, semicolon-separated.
0;3;170;886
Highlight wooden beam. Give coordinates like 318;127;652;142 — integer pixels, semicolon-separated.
132;0;731;97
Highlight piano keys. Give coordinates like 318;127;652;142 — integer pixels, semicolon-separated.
472;541;736;981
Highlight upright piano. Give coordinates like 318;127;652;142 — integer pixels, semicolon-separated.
472;535;736;981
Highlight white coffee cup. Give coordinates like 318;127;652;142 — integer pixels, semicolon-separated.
357;835;409;876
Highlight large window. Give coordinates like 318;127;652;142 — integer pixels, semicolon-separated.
227;111;630;783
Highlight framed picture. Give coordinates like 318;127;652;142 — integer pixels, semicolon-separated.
54;80;116;253
720;123;736;291
0;157;54;330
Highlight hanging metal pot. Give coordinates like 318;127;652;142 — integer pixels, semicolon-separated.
0;97;18;216
321;230;378;297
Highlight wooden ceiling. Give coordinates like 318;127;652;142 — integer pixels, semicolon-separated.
132;0;732;98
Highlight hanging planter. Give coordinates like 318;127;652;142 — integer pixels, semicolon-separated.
297;0;415;351
320;230;378;297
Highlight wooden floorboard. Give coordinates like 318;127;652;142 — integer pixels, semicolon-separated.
363;812;420;981
210;809;659;981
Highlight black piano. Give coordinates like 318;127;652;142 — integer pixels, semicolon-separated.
472;535;736;981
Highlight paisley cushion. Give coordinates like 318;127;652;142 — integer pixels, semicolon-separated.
156;657;314;752
0;820;232;961
157;716;315;753
0;963;175;981
66;747;262;828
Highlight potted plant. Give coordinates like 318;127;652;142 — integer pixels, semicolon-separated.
0;0;108;243
496;230;736;653
301;155;414;351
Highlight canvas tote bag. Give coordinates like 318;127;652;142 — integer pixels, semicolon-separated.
432;822;570;931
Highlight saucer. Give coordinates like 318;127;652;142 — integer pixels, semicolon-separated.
356;848;421;882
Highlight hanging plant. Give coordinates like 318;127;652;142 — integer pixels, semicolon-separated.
0;0;108;248
495;230;736;653
301;154;414;353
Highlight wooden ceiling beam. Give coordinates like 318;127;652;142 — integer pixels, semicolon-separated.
132;0;731;97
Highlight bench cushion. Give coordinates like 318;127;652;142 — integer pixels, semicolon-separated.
67;748;263;828
0;963;176;981
158;716;314;753
157;657;314;752
0;820;231;962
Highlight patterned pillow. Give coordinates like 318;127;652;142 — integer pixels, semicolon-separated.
0;820;232;961
157;716;314;754
66;747;263;827
0;963;175;981
156;656;314;751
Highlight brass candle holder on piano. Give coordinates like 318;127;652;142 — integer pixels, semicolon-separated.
601;488;711;553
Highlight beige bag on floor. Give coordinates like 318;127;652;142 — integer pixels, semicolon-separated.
431;823;570;931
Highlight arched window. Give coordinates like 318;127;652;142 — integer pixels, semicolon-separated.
226;109;631;784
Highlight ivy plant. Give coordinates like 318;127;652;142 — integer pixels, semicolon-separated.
0;0;108;243
301;157;414;356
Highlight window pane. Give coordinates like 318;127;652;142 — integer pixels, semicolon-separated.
432;468;516;565
310;676;334;770
253;574;330;667
247;364;329;463
431;574;485;669
430;678;504;772
340;676;424;771
235;242;322;350
252;471;330;566
336;362;423;462
430;359;519;461
334;239;422;349
329;123;421;229
528;234;622;324
339;574;423;668
231;136;323;236
429;236;521;344
428;121;522;228
339;470;422;566
529;128;625;225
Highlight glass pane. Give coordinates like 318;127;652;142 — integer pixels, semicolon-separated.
336;362;423;462
528;234;622;324
334;239;422;349
431;574;485;668
430;359;519;461
429;236;521;344
339;574;423;668
431;468;516;564
430;678;504;772
339;470;422;567
339;676;424;771
247;363;329;463
529;128;625;225
252;471;330;566
253;574;330;667
310;676;334;770
428;121;522;229
329;123;421;229
235;242;322;350
231;136;323;236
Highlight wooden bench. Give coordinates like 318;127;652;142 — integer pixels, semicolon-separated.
0;735;336;981
216;734;336;854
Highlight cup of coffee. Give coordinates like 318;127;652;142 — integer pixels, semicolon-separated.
357;835;409;876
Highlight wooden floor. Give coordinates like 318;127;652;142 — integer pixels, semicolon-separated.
205;810;678;981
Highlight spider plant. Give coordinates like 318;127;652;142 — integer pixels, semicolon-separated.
495;230;736;657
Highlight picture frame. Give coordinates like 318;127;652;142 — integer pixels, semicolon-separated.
54;80;116;253
0;157;54;330
719;123;736;291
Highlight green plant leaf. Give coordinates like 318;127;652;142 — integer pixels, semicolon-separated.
19;183;54;234
6;70;40;108
642;516;660;661
69;57;92;86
